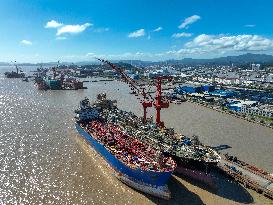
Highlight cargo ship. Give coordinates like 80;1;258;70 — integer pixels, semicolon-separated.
75;94;176;199
43;76;62;89
34;67;86;90
95;94;221;185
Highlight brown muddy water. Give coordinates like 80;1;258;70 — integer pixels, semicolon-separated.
0;70;272;204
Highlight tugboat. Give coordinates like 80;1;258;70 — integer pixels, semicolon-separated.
22;77;29;82
4;64;25;78
75;94;176;199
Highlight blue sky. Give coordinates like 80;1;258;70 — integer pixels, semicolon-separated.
1;0;273;62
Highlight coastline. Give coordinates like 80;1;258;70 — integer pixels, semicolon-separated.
187;99;273;130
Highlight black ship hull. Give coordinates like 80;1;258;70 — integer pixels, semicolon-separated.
170;155;218;187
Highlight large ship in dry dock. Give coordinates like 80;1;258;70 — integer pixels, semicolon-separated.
75;94;176;199
111;107;221;183
94;58;221;185
91;93;220;184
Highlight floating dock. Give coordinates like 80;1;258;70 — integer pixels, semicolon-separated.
217;154;273;199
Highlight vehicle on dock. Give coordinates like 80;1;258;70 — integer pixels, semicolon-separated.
75;94;176;199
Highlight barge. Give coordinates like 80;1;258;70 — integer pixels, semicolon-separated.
217;153;273;199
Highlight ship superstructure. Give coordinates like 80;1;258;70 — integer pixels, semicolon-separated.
4;64;25;78
34;66;86;90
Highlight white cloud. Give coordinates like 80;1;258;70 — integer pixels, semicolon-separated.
178;15;201;29
93;28;110;33
20;40;32;45
245;24;256;28
128;29;145;38
45;20;63;28
153;27;163;32
164;34;273;58
186;34;212;46
166;48;204;55
56;23;92;36
86;52;96;57
60;52;151;61
185;34;273;52
172;32;192;38
56;36;67;40
84;52;151;60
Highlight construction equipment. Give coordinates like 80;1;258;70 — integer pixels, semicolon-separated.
96;58;172;127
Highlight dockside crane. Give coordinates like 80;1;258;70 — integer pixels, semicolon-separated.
96;58;172;127
96;58;153;123
154;76;173;127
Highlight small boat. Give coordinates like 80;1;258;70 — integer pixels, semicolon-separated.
22;77;29;82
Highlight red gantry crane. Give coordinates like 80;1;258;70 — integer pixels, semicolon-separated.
96;58;172;127
154;76;173;127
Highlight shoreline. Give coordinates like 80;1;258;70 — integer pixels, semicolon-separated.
187;99;273;130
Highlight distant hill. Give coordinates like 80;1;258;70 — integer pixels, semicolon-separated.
1;53;273;66
167;53;273;65
0;62;10;66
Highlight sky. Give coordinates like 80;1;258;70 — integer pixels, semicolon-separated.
1;0;273;63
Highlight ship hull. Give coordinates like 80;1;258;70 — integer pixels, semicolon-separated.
171;155;217;187
174;156;217;172
43;77;61;90
75;123;172;199
174;165;215;188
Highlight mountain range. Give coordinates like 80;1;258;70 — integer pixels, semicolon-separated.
1;53;273;66
165;53;273;65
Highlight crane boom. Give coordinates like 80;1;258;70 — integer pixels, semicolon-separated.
96;58;172;127
96;58;153;100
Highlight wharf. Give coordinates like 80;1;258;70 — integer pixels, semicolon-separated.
99;79;114;82
217;155;273;199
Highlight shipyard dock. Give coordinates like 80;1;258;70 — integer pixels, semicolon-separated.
217;154;273;199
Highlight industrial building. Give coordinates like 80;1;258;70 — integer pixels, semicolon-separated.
209;89;235;98
176;84;215;94
241;104;273;118
227;100;257;112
